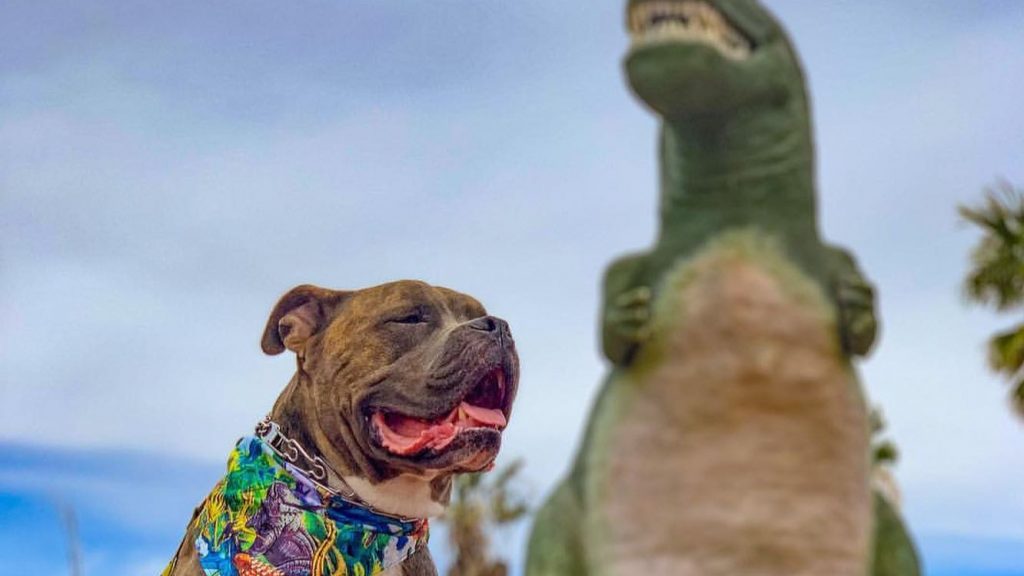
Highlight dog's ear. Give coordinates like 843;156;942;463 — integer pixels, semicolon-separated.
261;284;351;355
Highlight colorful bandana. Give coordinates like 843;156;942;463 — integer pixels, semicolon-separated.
163;436;429;576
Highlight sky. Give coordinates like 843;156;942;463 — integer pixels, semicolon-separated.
2;0;1024;574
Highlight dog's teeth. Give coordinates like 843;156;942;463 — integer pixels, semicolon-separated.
628;0;751;60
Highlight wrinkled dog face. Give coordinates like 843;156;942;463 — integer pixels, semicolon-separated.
261;281;519;476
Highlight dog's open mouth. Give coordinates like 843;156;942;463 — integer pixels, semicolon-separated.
628;1;753;60
371;369;509;457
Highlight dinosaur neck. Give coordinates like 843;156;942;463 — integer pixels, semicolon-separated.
656;96;820;251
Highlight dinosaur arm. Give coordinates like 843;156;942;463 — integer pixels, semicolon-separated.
826;245;879;357
601;252;651;366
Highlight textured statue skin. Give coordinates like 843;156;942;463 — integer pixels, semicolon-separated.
526;1;920;575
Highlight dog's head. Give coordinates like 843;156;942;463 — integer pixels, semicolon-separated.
261;281;518;479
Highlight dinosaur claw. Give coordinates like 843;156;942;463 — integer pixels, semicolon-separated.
615;286;652;307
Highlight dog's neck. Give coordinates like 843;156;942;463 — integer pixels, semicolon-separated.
344;474;451;519
269;372;454;519
270;371;382;478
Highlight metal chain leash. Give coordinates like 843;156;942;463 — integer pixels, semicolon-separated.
254;416;417;523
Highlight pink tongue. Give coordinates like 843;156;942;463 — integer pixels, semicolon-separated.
460;402;507;427
374;402;507;456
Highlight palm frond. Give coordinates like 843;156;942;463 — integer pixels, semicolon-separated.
988;324;1024;375
1012;378;1024;419
444;461;529;576
487;459;529;524
960;181;1024;310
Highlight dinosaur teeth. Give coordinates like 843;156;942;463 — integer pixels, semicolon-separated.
628;0;752;60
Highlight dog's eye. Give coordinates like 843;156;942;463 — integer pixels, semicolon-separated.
389;312;425;325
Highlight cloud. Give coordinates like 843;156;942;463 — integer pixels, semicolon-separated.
0;0;646;461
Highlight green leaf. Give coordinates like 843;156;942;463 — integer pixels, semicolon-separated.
960;181;1024;311
1012;376;1024;419
988;324;1024;375
873;440;899;466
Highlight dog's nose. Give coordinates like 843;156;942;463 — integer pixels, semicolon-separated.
469;316;499;332
469;316;511;345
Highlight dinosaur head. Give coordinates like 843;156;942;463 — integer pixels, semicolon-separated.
624;0;803;120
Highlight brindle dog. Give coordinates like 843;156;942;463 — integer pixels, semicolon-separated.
166;281;519;576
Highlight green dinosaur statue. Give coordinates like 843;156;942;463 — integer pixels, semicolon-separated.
526;1;920;575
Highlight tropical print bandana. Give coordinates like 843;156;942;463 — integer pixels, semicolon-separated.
163;436;429;576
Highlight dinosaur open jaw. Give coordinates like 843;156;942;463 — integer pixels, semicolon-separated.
371;369;509;458
628;1;752;60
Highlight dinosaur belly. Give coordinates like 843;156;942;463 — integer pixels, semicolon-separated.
585;236;872;576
